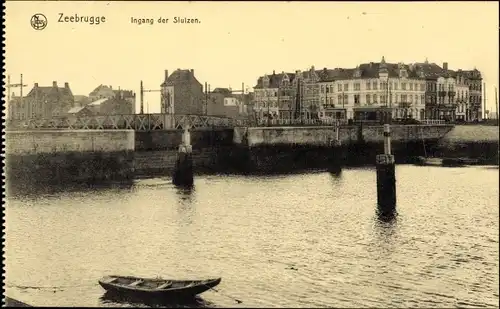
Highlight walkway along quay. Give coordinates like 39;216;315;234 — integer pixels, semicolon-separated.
4;124;499;192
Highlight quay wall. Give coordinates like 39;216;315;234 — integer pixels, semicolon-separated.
437;125;499;163
234;125;454;147
5;130;135;192
135;128;233;151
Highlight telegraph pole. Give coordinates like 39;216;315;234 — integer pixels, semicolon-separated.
205;82;208;115
495;86;498;126
140;80;144;114
6;74;28;119
139;80;162;114
483;82;486;121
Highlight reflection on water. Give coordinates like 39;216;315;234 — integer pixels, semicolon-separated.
99;291;214;308
5;165;499;308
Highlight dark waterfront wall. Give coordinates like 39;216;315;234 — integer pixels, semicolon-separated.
224;140;441;173
6;150;135;194
134;147;236;177
5;130;136;195
135;129;234;151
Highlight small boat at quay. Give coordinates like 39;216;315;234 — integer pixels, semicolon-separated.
415;156;443;166
98;275;222;299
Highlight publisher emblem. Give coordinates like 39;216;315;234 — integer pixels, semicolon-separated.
31;14;47;30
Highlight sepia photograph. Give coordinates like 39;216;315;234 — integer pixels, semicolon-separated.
2;1;499;308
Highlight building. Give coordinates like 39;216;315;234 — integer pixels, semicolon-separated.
463;69;483;121
67;105;94;117
160;69;204;115
253;58;482;123
8;81;75;120
86;90;134;116
74;95;91;106
320;57;427;121
206;88;254;119
455;71;469;121
88;85;136;113
253;71;295;120
89;85;116;101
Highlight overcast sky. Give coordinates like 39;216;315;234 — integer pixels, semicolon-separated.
5;1;499;114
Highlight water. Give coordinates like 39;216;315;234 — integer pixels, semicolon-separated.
5;165;499;308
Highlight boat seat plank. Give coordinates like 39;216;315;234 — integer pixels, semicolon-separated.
156;282;173;289
129;280;143;287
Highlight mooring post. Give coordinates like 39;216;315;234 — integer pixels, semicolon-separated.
375;124;396;214
172;124;194;187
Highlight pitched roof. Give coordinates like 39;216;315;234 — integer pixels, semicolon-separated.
67;106;90;114
88;98;109;106
161;69;201;87
26;85;73;99
254;72;296;89
89;84;113;96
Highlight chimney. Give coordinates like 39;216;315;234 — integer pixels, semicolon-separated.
34;83;39;87
443;62;448;71
164;70;169;81
190;69;194;75
273;70;275;75
65;82;69;88
52;81;57;88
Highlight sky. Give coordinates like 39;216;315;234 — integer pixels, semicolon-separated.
4;1;499;115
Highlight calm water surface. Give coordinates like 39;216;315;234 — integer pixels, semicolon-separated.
5;165;499;308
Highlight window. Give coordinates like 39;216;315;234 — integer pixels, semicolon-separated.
410;83;413;91
381;95;387;104
414;95;418;103
402;83;407;90
420;84;425;91
373;94;378;103
354;94;360;104
338;94;342;104
338;84;342;92
329;85;333;93
373;81;378;90
409;95;413;103
366;81;371;90
394;82;398;90
354;83;361;91
401;94;407;102
420;95;425;104
366;94;371;105
343;83;349;91
321;85;325;93
343;94;348;104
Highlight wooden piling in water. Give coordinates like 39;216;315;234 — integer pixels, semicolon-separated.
375;124;396;214
172;125;194;187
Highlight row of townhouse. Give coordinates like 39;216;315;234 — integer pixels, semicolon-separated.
7;82;136;120
253;57;483;122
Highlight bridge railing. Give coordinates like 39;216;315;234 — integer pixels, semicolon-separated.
5;114;250;131
253;118;349;127
420;119;446;125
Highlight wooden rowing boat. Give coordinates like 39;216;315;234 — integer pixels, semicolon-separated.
98;275;221;299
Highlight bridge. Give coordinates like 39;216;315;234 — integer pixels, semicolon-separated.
5;113;447;131
5;113;248;131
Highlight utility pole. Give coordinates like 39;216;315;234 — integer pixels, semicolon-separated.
483;82;486;121
139;81;162;114
205;82;208;115
140;80;144;114
495;86;498;126
6;74;28;119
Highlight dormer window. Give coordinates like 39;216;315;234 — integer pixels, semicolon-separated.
353;69;361;78
263;75;270;88
399;69;408;78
